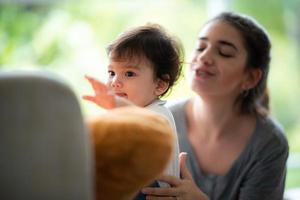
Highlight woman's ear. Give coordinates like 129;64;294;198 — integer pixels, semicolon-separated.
154;75;170;96
242;68;262;90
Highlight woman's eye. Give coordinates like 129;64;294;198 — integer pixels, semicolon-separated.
125;71;136;77
196;47;205;52
219;46;235;58
219;51;233;58
108;70;115;77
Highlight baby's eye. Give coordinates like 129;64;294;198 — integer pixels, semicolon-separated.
108;70;115;77
125;71;136;77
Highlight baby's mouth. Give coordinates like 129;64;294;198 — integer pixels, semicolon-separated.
114;92;128;98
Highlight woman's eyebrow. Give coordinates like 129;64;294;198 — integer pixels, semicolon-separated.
198;36;207;41
198;37;238;51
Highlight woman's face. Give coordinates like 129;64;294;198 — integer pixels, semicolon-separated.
189;20;250;100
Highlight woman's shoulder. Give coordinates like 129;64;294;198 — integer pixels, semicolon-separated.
253;116;289;154
258;116;288;144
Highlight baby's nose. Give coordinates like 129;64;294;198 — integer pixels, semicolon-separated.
111;76;123;88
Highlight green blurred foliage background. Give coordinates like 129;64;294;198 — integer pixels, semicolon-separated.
1;0;300;189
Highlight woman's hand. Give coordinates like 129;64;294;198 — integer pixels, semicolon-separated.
142;152;209;200
82;75;116;109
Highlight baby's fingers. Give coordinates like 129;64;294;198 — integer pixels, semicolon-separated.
85;75;107;93
82;95;97;103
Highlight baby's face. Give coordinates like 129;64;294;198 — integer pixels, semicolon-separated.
106;56;160;107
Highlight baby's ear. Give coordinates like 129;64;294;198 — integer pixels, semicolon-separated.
154;75;170;96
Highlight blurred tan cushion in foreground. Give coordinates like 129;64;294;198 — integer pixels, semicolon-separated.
88;107;174;200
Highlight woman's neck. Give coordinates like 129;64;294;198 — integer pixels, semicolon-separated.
188;95;243;139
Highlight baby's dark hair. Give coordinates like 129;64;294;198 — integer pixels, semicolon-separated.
210;12;271;116
106;23;184;97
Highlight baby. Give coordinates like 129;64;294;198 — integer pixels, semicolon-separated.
83;24;183;199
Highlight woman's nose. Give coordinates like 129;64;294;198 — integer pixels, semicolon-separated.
111;76;122;88
196;49;213;65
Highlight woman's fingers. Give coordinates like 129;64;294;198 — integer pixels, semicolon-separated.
142;186;178;196
156;175;181;187
179;152;193;180
146;196;176;200
143;153;208;200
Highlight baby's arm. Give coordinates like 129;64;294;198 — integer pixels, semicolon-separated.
83;75;134;109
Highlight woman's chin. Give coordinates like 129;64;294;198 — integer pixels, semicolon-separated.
191;84;213;96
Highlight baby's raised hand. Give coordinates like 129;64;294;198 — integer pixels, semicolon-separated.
82;75;116;109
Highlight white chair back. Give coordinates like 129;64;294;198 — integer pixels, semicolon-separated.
0;70;94;200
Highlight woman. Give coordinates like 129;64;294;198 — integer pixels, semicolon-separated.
142;12;289;200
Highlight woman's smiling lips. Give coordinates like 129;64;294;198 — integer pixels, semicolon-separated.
193;68;215;80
